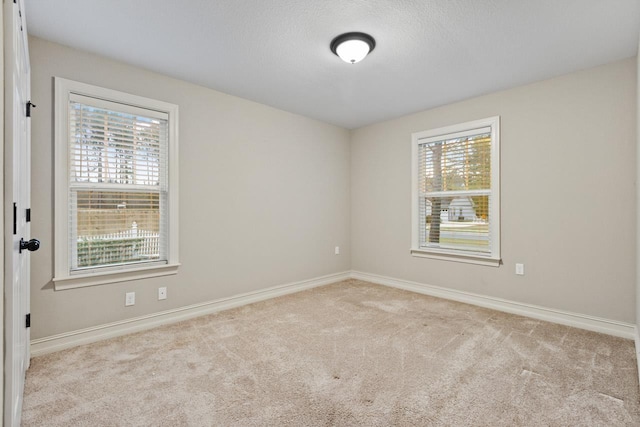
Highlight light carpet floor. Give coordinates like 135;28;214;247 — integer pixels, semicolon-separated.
22;279;640;426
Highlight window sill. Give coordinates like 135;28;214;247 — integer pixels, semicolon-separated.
53;263;181;291
410;248;501;267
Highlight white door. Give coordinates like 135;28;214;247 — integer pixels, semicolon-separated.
4;0;35;425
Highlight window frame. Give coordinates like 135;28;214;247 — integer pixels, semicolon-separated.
53;77;180;290
411;116;501;267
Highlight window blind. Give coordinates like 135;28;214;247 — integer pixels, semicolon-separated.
68;94;169;271
417;128;493;254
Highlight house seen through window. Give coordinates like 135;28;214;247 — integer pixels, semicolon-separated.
411;117;500;265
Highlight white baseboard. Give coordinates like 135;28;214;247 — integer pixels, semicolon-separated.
350;271;636;339
30;271;351;357
31;269;637;357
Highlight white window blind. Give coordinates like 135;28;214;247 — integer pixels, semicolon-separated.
412;117;500;265
68;94;169;272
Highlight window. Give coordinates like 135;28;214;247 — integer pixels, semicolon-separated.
54;78;179;289
411;117;500;266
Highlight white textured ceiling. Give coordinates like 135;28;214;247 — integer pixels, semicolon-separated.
24;0;640;129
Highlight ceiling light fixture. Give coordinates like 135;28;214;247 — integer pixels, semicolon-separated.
330;32;376;64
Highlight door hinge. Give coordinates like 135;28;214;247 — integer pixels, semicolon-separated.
13;203;17;235
26;208;31;222
26;101;36;117
25;313;30;328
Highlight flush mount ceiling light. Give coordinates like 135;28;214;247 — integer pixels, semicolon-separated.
330;32;376;64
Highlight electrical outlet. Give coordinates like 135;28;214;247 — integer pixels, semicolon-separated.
158;287;167;300
125;292;136;306
515;263;525;276
335;246;340;255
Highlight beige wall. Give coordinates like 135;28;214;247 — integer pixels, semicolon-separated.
29;34;638;340
29;37;351;339
351;58;637;323
637;39;640;336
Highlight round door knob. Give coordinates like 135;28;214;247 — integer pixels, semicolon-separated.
19;238;40;253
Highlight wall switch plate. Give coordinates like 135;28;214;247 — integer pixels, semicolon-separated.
125;292;136;306
515;263;525;276
335;246;340;255
158;287;167;300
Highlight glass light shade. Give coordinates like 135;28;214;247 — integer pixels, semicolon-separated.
335;39;371;64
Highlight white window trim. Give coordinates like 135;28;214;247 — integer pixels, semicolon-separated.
53;77;180;289
411;116;501;267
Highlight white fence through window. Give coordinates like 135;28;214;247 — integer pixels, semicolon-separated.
76;222;160;268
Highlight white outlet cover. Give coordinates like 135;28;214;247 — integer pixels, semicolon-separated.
515;263;525;276
125;292;135;306
158;287;167;300
335;246;340;255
